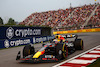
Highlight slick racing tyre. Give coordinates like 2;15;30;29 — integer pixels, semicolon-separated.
56;43;68;60
55;43;63;60
23;45;35;58
62;44;68;59
74;39;83;50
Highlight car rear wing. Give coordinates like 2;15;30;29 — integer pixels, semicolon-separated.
54;34;78;39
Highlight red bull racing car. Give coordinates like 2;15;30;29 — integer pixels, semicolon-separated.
16;34;83;63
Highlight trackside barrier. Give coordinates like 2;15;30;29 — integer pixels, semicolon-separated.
0;36;55;49
53;28;100;35
0;26;51;40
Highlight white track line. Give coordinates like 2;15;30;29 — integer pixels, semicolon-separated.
95;48;100;50
81;54;100;58
52;45;100;67
89;51;100;53
68;59;96;64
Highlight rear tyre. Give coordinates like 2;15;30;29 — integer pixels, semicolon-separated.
56;43;68;60
23;45;35;58
62;44;68;59
55;43;63;60
74;39;83;50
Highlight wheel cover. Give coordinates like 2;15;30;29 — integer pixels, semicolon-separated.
58;50;62;55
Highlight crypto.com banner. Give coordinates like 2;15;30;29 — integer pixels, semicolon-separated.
0;36;54;49
0;26;41;39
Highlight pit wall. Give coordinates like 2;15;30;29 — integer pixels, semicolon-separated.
53;28;100;35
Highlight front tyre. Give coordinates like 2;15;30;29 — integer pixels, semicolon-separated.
23;45;35;58
55;43;63;60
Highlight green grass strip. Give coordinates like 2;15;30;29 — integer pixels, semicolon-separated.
87;58;100;67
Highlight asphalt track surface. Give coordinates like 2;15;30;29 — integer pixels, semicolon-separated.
0;32;100;67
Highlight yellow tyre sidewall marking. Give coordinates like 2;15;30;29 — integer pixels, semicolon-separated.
62;44;67;58
80;40;83;49
28;49;30;54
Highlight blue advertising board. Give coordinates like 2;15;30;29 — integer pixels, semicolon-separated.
0;36;55;49
0;26;42;39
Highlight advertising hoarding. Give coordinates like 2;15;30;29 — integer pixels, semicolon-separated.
0;26;51;39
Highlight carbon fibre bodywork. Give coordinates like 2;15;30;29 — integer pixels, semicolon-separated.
16;34;83;63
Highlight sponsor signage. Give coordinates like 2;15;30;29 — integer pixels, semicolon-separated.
4;38;32;48
45;55;55;58
0;26;41;39
0;36;55;49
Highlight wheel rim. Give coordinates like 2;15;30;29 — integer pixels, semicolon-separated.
59;50;62;55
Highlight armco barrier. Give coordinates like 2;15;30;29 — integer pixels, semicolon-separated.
0;36;54;49
53;28;100;34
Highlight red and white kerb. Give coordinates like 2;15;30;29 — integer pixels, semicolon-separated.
53;45;100;67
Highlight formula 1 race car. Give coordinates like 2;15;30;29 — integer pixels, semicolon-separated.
16;34;83;63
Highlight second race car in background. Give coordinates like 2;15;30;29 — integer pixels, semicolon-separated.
16;34;84;63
